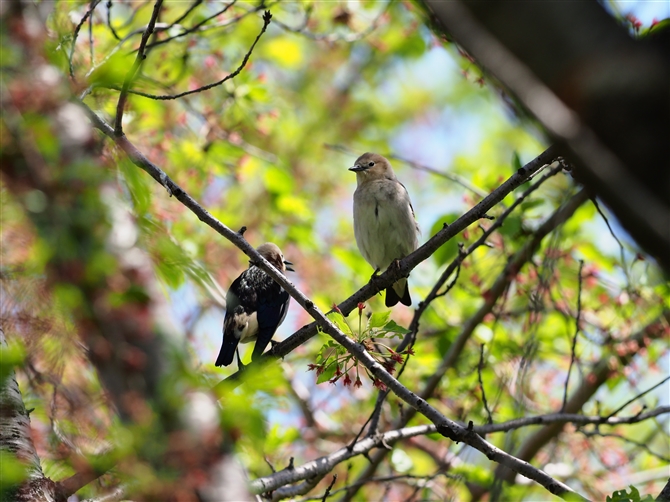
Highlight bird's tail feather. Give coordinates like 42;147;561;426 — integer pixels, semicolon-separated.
251;329;273;361
215;334;238;367
386;279;411;307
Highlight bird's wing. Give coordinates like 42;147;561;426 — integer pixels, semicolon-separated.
251;286;290;361
215;274;246;367
398;181;421;232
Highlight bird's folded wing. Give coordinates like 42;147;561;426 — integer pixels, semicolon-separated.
251;288;290;361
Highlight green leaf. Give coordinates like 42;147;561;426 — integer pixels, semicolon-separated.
498;215;522;237
316;362;337;384
261;36;304;69
0;451;27;493
383;320;411;335
88;51;135;87
263;166;294;195
605;485;653;502
368;311;391;329
0;341;25;388
327;311;352;336
519;198;544;211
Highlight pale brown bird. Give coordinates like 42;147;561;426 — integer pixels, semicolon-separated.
350;153;420;307
215;243;294;368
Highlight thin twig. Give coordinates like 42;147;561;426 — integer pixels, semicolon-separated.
69;0;102;78
167;0;203;29
144;0;238;50
591;197;633;288
347;406;377;451
109;10;271;102
321;475;337;501
579;429;670;462
407;161;563;349
605;375;670;420
88;0;96;66
478;344;493;424
114;0;164;135
562;259;584;411
105;0;121;40
435;259;461;299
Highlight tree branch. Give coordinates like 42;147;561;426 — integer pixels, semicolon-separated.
605;375;670;420
250;425;435;494
658;478;670;502
114;0;163;135
407;161;563;345
478;343;493;424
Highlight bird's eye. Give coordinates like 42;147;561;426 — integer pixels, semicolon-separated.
368;161;375;167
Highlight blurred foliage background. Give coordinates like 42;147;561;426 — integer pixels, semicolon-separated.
1;1;668;501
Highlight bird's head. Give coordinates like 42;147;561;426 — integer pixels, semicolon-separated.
349;152;395;183
255;242;294;273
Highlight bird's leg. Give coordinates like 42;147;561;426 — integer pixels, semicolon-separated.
236;348;246;372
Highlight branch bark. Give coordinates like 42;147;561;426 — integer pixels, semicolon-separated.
658;478;670;502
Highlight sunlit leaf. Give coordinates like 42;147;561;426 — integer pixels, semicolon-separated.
368;311;390;329
383;320;411;335
261;36;304;68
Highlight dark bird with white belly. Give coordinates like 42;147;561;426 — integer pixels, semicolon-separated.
215;243;293;369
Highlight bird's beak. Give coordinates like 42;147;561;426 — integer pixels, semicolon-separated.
349;164;366;172
283;260;295;272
